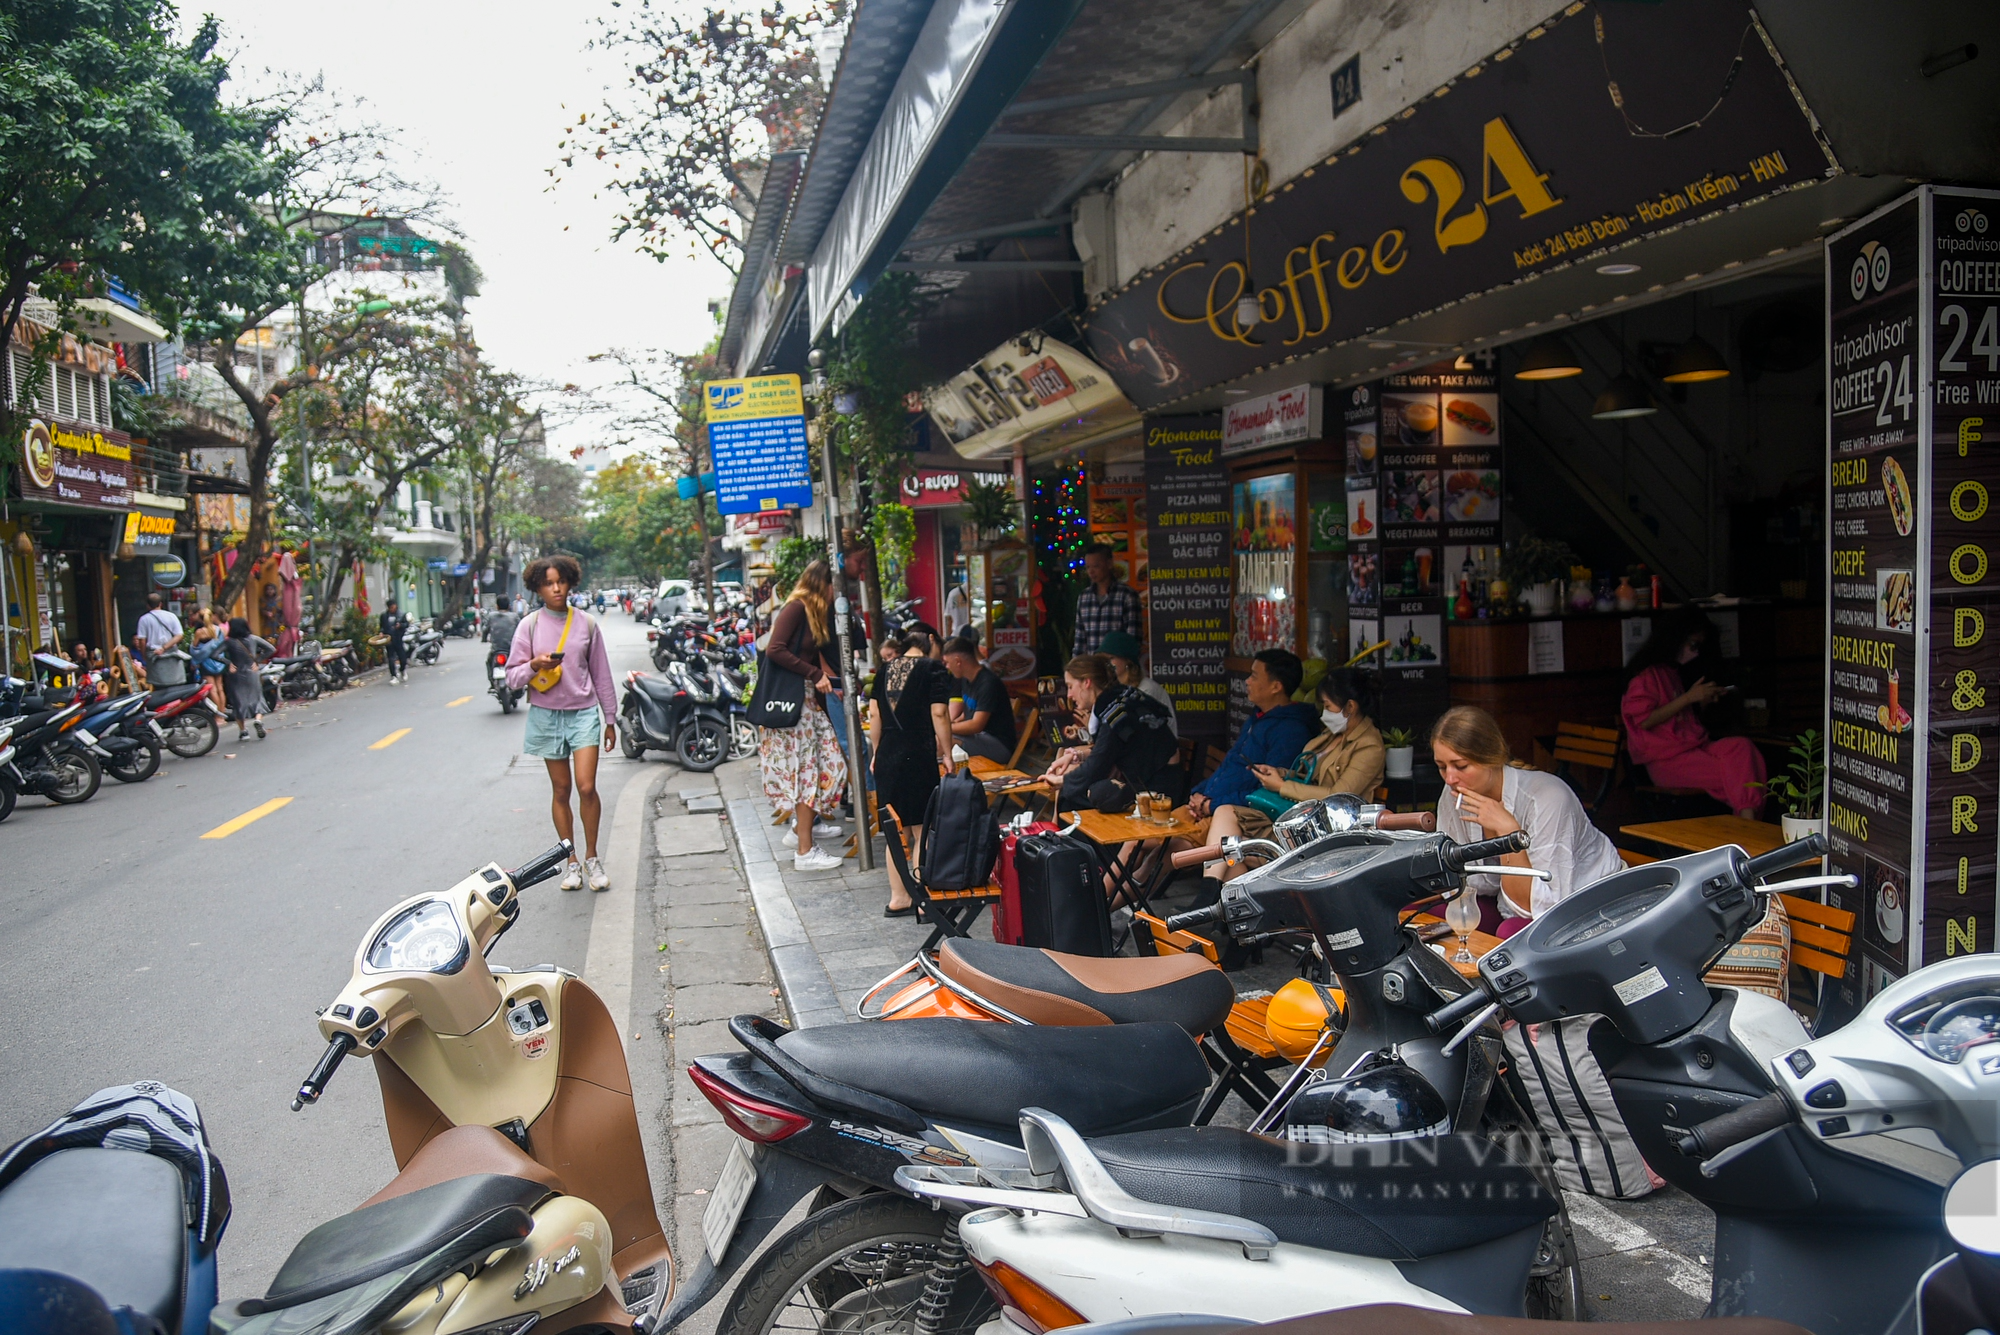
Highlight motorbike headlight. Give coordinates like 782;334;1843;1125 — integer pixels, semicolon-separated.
365;899;469;975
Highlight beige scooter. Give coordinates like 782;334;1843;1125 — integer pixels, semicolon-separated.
271;839;672;1334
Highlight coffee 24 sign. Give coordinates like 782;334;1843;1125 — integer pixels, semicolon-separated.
1086;0;1832;409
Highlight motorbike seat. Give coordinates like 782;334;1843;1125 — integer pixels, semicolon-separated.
355;1124;563;1209
937;938;1233;1034
0;1147;187;1330
251;1171;553;1313
777;1018;1209;1136
147;684;204;705
268;656;315;667
1235;1306;1807;1335
631;674;681;702
1084;1127;1558;1261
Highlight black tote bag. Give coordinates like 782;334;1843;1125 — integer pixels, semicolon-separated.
745;623;810;729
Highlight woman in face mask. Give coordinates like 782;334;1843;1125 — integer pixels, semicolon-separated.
1620;606;1767;818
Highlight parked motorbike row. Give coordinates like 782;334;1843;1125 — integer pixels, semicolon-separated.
19;786;2000;1335
624;602;759;772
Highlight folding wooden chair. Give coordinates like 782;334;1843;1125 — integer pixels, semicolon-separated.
1549;721;1620;814
880;809;1003;950
1780;892;1858;1033
1129;912;1290;1120
1007;702;1040;771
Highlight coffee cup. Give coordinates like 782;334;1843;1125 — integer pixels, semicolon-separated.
1402;401;1438;440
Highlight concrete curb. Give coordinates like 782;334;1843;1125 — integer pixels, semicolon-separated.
725;797;846;1028
586;764;672;1048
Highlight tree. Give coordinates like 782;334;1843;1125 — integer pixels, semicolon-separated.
564;2;841;276
442;370;533;618
0;0;277;429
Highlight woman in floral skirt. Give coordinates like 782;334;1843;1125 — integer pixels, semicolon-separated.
760;560;850;871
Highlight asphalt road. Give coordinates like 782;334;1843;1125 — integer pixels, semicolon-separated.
0;611;664;1297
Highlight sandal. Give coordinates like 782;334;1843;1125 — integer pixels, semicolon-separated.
884;903;918;918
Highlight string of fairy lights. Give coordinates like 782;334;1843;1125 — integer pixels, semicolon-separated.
1030;461;1091;579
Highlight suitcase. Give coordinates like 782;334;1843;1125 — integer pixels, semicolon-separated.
1013;831;1114;957
993;822;1062;945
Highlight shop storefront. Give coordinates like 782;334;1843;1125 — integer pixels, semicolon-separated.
896;463;1010;640
7;417;140;667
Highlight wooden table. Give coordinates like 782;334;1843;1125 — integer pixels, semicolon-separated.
1408;913;1504;979
1619;815;1788;859
965;756;1057;807
1059;807;1210;918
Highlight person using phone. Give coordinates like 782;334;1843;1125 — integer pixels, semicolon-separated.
507;554;618;891
1619;607;1766;819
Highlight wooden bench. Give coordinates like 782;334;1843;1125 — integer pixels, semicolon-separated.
1550;721;1621;814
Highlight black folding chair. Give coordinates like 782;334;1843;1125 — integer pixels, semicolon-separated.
880;810;1003;950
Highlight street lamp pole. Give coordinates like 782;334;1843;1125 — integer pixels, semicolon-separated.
809;350;872;872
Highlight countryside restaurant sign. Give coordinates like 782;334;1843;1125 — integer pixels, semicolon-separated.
1085;0;1831;409
17;418;134;511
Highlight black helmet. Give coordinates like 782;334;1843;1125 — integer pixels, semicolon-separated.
1282;1057;1451;1144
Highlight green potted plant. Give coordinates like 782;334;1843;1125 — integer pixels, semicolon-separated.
1503;535;1578;617
961;477;1018;544
1382;725;1416;779
1757;729;1825;842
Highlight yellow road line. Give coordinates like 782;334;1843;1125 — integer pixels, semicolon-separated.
369;728;412;750
201;797;293;840
446;696;472;707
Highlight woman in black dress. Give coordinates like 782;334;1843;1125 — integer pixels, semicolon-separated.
222;617;266;741
866;631;953;917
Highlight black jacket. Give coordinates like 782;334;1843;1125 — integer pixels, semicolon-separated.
1059;684;1182;806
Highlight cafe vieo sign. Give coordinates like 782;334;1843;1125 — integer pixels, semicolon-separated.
1085;0;1832;409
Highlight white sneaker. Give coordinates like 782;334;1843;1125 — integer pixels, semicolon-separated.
812;820;844;837
794;847;843;872
559;860;583;891
586;856;610;891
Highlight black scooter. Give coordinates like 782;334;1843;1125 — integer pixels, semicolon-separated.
0;680;100;806
617;664;732;771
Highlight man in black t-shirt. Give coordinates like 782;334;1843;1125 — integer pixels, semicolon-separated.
942;637;1016;763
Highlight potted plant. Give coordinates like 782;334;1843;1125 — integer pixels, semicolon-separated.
1503;535;1577;617
1757;730;1826;842
1382;725;1416;779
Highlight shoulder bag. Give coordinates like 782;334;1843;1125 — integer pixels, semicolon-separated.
527;608;574;694
745;611;809;729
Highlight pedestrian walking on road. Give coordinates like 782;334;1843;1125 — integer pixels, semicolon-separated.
380;600;411;683
507;554;616;891
136;592;186;686
222;617;266;741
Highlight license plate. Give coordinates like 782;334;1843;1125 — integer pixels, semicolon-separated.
490;665;506;681
702;1142;758;1263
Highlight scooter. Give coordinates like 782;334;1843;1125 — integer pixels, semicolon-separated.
618;666;732;771
317;639;357;690
411;620;445;666
0;1081;230;1335
0;689;101;805
488;645;522;714
286;838;673;1331
78;690;163;783
0;725;17;823
146;675;223;758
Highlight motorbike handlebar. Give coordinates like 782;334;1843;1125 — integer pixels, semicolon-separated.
509;840;575;891
1165;903;1225;932
1424;987;1495;1035
1440;831;1531;873
1375;811;1436;832
1673;1091;1793;1159
292;1032;358;1111
1742;834;1829;884
1171;844;1223;870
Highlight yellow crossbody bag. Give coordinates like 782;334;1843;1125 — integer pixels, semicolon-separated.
528;608;574;693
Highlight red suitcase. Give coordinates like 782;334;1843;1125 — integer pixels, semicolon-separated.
992;821;1062;945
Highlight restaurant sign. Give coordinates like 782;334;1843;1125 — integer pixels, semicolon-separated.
123;508;176;554
1221;385;1322;457
17;419;134;512
1085;0;1832;408
898;468;1009;508
1824;186;2000;1016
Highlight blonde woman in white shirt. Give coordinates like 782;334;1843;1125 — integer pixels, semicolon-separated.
1431;706;1624;938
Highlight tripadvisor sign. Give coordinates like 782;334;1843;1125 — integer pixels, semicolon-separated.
1084;0;1831;409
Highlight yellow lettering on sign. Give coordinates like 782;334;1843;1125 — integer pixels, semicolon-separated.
1832;548;1868;576
1961;416;1984;456
1955;734;1984;773
1953;794;1981;834
1960;608;1987;647
1947;916;1979;956
1962;857;1973;896
1401;158;1488;254
1952;481;1990;523
1371;229;1407;276
1480;115;1564;218
1951;544;1989;585
1278;234;1338;344
1335;245;1370;290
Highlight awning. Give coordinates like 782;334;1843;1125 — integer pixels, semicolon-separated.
75;298;167;345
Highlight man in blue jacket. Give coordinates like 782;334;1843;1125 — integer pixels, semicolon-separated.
1187;649;1318;820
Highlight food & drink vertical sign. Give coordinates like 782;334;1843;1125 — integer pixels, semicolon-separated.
1826;185;2000;1002
1144;416;1229;737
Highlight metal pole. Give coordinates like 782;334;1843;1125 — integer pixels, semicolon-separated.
821;430;873;871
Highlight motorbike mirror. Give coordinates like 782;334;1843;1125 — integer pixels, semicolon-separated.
1947;1160;2000;1256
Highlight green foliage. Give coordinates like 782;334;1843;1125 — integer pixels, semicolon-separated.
1381;726;1416;748
331;604;383;666
961;476;1019;540
869;503;915;603
584;456;719;583
816;271;934;499
772;536;827;597
1503;534;1578;588
1753;730;1825;818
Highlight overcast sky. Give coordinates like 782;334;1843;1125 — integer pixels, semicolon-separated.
189;0;734;461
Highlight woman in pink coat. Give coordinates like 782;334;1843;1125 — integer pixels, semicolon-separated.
1620;608;1766;818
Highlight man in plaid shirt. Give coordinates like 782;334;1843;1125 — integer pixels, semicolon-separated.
1073;543;1142;655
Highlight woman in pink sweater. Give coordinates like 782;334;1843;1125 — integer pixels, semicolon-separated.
508;554;618;890
1619;608;1766;818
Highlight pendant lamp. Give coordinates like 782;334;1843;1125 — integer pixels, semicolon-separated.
1661;334;1730;383
1592;373;1656;420
1514;334;1583;380
1235;294;1260;329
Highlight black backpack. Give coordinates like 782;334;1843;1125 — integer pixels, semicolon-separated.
920;771;1002;891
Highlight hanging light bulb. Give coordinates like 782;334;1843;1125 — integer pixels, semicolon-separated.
1514;335;1583;380
1236;293;1260;329
1592;373;1657;420
1661;335;1730;383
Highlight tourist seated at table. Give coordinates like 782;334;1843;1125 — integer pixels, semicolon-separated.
1042;654;1180;806
1096;631;1177;738
1432;705;1624;936
1186;649;1318;824
1620;607;1767;819
942;636;1017;763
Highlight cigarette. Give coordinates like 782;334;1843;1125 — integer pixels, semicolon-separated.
1454;791;1465;812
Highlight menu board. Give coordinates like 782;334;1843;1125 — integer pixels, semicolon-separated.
1144;416;1229;737
1925;187;2000;971
1346;357;1500;734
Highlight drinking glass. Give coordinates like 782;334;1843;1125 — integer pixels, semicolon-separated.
1444;891;1482;966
